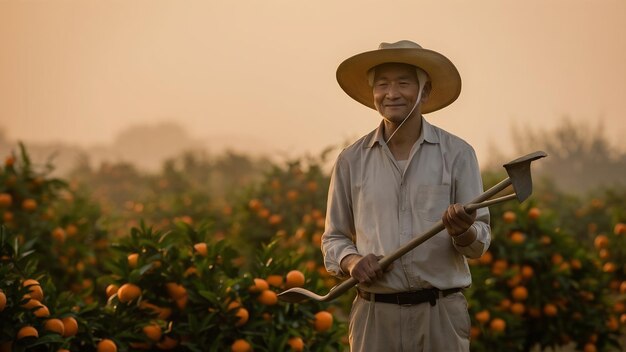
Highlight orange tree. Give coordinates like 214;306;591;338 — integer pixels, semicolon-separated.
94;222;347;351
228;153;354;312
0;144;106;300
467;185;624;352
0;225;85;352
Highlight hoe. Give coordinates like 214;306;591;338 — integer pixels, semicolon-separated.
278;151;547;303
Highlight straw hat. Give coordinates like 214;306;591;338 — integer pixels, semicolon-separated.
336;40;461;114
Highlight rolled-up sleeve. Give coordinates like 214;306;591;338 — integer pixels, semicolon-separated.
451;148;491;258
321;153;359;278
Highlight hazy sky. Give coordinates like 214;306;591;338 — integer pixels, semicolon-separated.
1;0;625;165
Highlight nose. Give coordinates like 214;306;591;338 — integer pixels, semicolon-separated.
385;83;401;99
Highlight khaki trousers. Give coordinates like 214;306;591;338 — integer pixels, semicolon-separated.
348;291;470;352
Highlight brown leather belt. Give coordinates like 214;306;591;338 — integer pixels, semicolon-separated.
357;287;462;306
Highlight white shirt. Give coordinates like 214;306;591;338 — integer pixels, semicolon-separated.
321;117;491;293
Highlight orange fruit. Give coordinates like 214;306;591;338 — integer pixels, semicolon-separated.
21;198;38;212
491;259;508;276
489;318;506;333
44;318;65;335
314;311;333;332
268;214;283;225
231;338;252;352
527;207;541;220
614;223;626;235
540;235;551;245
0;193;12;207
23;279;44;301
551;253;564;266
165;283;187;300
2;211;13;223
65;224;78;237
127;253;139;268
193;243;208;256
33;305;50;318
143;324;162;341
510;302;526;316
498;298;511;310
266;275;283;288
287;336;304;351
4;156;15;167
257;290;278;306
543;303;558;316
0;291;6;311
234;307;249;327
603;262;617;273
506;274;522;288
175;295;188;310
21;296;42;310
512;286;528;301
156;335;179;350
61;316;78;337
140;301;172;320
184;266;197;277
509;231;526;244
285;270;305;289
477;251;493;265
570;259;582;270
502;211;516;223
248;199;262;211
248;278;269;293
51;227;66;242
258;208;270;218
583;343;597;352
521;265;534;279
606;315;619;331
620;281;626;294
474;310;490;324
16;326;38;339
105;284;119;298
97;338;118;352
470;326;481;339
117;283;141;303
286;190;299;201
598;249;610;260
594;235;609;249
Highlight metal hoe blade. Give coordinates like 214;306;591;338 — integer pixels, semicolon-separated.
504;151;547;202
278;150;547;303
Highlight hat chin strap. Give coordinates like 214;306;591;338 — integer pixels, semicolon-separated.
384;70;428;145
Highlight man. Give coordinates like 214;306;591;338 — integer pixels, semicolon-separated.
321;40;491;351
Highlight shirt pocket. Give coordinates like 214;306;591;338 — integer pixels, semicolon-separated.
417;184;451;222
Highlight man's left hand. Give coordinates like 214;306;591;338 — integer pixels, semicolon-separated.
442;203;476;237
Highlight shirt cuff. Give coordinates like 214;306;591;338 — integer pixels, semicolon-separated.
329;247;360;279
452;224;486;258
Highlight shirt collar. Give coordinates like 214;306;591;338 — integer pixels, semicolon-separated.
365;116;439;149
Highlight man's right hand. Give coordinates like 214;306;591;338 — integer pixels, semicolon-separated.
340;253;385;286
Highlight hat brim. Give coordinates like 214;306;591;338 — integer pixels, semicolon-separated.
336;48;461;114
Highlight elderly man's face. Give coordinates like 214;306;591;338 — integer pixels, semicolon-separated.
372;63;421;123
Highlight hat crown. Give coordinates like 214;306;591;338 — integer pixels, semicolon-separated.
378;40;423;50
